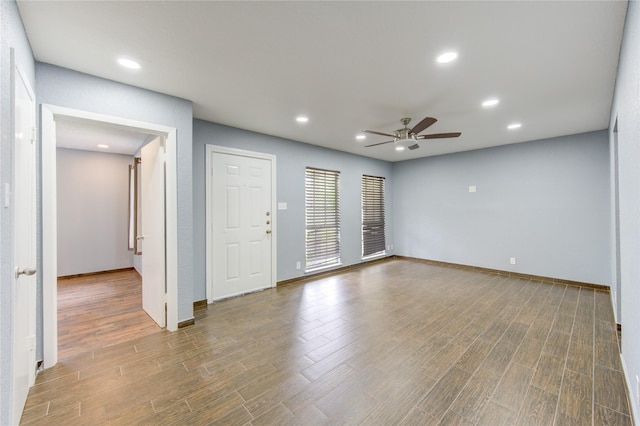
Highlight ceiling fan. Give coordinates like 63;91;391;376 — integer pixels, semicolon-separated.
363;117;461;151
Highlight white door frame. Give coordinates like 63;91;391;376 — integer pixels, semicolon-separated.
41;104;179;368
205;145;277;303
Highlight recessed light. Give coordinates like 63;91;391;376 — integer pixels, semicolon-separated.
117;58;141;70
356;134;366;140
395;146;405;152
482;98;499;107
507;123;522;130
437;51;458;64
97;144;109;149
296;116;309;123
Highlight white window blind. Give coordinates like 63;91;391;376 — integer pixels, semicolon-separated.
362;175;385;257
305;167;341;270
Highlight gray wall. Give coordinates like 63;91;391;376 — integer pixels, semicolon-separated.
609;0;640;419
393;131;611;286
0;0;35;423
35;64;195;323
56;148;133;276
192;120;394;301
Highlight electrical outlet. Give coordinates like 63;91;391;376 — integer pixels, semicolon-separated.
510;257;516;265
296;261;301;270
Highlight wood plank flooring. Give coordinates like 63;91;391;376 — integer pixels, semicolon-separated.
21;259;633;425
56;269;161;359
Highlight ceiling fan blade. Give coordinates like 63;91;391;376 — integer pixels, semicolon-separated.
418;132;462;139
362;130;396;138
364;140;395;147
411;117;438;134
407;143;420;150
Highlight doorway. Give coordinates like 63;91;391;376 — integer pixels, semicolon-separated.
41;104;179;369
54;134;163;352
206;145;277;302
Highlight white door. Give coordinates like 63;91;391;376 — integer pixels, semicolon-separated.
209;151;274;300
140;136;166;327
12;65;37;422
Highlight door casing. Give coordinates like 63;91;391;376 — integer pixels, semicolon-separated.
205;145;277;303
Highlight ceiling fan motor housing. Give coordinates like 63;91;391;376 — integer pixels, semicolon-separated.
396;128;416;141
397;118;416;141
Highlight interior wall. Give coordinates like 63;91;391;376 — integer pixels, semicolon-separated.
192;119;394;301
35;63;194;323
393;130;611;286
609;0;640;420
0;0;36;423
56;148;133;276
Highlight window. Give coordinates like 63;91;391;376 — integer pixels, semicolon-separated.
362;175;385;257
305;167;341;270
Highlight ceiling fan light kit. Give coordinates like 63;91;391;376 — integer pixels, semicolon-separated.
363;116;461;151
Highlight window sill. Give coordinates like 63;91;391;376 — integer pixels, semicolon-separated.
362;252;387;261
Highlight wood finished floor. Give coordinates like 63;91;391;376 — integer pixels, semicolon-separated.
56;269;161;360
21;260;632;425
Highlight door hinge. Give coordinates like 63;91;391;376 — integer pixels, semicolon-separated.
31;127;37;144
164;293;168;303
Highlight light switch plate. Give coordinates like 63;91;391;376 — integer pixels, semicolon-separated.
469;185;477;193
278;202;288;210
4;183;10;208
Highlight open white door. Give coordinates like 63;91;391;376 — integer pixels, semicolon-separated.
207;146;276;301
12;63;37;423
140;136;166;327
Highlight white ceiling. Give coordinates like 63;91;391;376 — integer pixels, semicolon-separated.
55;115;152;156
17;1;627;162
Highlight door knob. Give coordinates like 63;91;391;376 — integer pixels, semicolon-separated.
15;267;36;279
